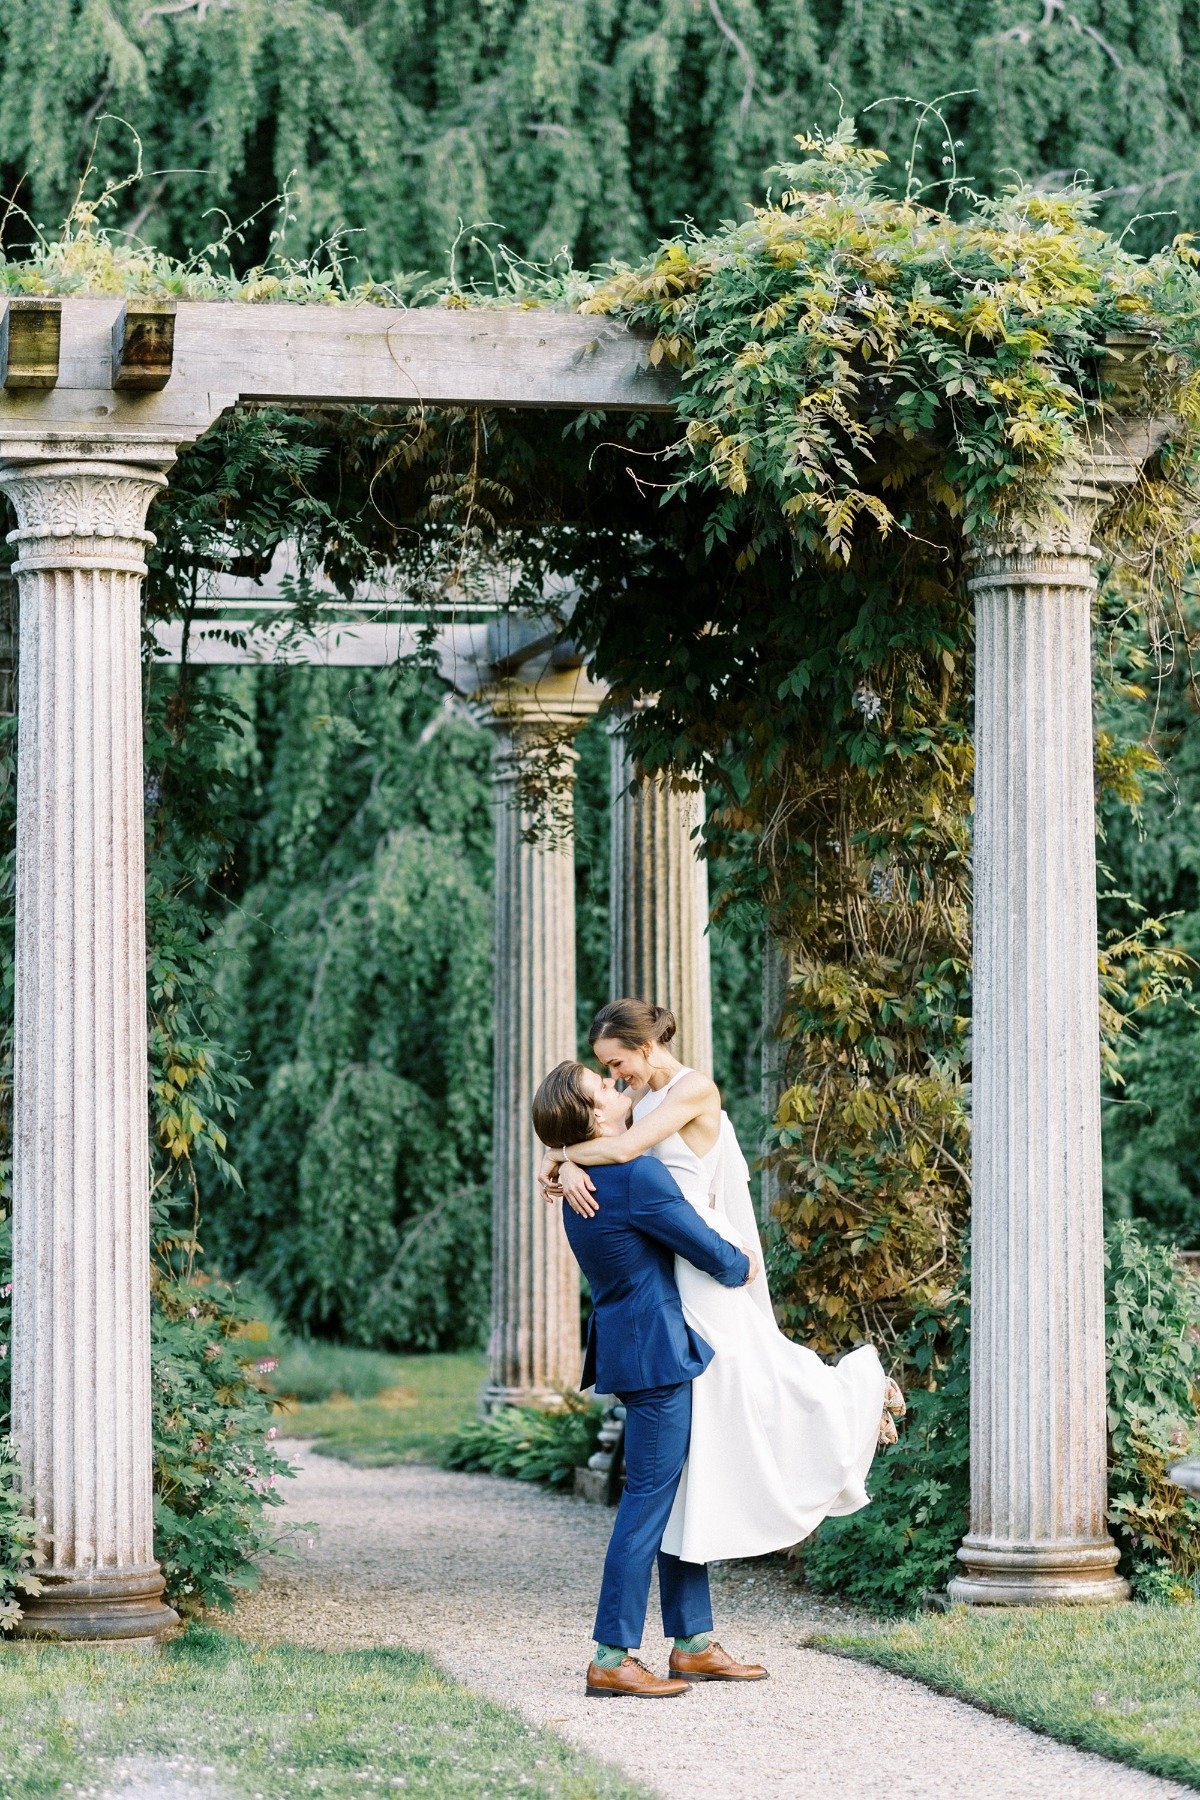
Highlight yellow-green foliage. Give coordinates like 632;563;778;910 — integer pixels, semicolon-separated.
579;125;1200;1353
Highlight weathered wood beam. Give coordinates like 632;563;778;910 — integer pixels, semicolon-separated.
0;299;61;391
0;298;679;455
112;299;176;392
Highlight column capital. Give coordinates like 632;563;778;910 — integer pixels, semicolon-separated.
480;662;607;740
0;454;172;580
968;413;1175;574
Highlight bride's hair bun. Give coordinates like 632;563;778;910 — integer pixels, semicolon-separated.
588;998;678;1051
651;1005;677;1045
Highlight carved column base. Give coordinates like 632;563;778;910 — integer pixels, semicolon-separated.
11;1566;180;1647
948;1537;1128;1607
481;1383;569;1414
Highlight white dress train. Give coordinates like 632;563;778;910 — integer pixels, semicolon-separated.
642;1070;888;1564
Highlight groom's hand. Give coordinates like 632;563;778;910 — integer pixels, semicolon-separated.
741;1247;761;1287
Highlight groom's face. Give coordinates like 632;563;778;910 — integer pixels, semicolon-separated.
579;1068;631;1138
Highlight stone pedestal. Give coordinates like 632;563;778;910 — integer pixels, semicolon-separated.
1;454;179;1644
609;721;712;1073
485;667;601;1407
950;471;1138;1607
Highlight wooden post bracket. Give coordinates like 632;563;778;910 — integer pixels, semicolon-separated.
111;299;177;392
0;299;62;391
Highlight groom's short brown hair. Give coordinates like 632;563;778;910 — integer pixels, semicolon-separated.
532;1061;594;1149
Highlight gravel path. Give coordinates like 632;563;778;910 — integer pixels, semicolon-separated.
233;1445;1185;1800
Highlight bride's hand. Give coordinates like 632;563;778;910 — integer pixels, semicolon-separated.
537;1151;563;1202
557;1158;599;1219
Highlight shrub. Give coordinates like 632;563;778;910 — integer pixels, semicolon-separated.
0;1206;39;1631
804;1223;1200;1612
151;1259;300;1614
270;1338;406;1405
0;1436;38;1632
443;1397;602;1488
0;1205;38;1631
803;1283;969;1613
1106;1222;1200;1600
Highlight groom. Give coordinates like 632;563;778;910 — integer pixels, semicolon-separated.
532;1060;769;1698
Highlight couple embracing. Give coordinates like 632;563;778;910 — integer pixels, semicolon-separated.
532;997;904;1701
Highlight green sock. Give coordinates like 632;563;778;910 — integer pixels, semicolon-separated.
674;1632;710;1652
594;1643;627;1668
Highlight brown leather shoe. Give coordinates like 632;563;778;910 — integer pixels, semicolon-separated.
585;1655;691;1698
669;1640;769;1682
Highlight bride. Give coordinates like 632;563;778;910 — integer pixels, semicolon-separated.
539;996;901;1564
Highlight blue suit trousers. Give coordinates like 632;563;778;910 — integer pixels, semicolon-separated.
592;1380;713;1650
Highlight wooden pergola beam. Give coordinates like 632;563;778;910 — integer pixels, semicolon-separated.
0;297;678;453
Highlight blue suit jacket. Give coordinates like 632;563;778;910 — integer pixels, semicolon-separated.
562;1155;751;1395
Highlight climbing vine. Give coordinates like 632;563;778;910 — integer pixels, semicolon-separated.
566;124;1200;1349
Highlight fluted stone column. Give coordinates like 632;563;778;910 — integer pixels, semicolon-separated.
609;721;712;1073
0;569;16;717
2;453;180;1643
486;667;602;1406
950;450;1154;1606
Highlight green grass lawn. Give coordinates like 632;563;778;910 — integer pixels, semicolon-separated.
272;1347;486;1466
0;1624;644;1800
821;1604;1200;1789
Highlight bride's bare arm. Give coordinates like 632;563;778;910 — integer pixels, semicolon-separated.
538;1073;719;1218
564;1071;717;1167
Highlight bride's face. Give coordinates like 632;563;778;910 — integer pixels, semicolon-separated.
592;1036;651;1087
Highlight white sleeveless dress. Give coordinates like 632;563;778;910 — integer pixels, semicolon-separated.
640;1070;889;1563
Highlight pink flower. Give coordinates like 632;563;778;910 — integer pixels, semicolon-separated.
257;1357;278;1375
0;1283;11;1300
0;1344;7;1360
266;1426;278;1441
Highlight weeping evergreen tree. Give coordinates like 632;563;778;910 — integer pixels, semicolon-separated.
3;0;1199;277
205;665;496;1351
202;663;763;1348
